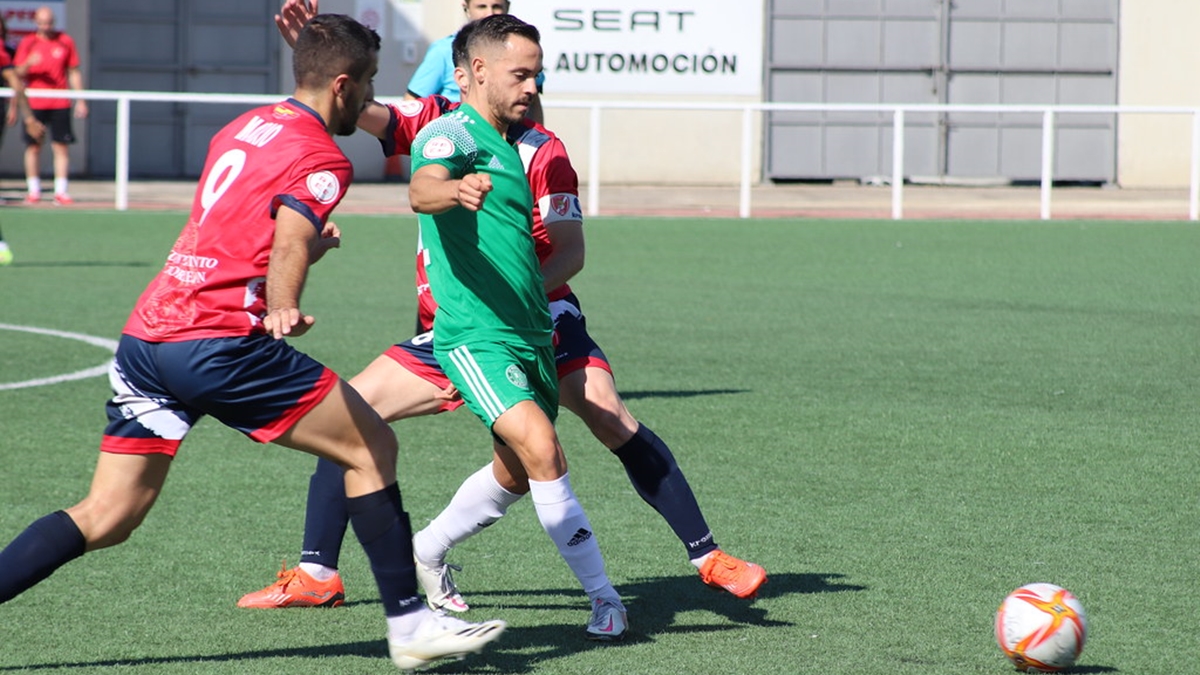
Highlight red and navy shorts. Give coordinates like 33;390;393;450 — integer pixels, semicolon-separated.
383;292;612;412
549;293;611;378
100;334;338;456
382;331;464;414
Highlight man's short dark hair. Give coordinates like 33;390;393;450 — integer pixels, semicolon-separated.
293;14;381;89
452;14;540;69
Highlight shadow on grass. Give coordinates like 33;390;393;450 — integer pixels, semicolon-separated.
0;572;853;673
619;388;749;401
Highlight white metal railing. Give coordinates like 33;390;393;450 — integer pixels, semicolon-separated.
18;88;1200;220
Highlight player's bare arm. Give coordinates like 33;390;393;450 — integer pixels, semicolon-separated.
1;69;39;136
13;50;40;77
410;164;492;213
540;220;584;292
69;67;87;118
355;100;391;139
311;221;342;264
263;206;321;339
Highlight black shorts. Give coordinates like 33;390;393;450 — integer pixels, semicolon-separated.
24;107;74;144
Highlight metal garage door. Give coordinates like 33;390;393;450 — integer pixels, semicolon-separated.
86;0;279;178
766;0;1118;183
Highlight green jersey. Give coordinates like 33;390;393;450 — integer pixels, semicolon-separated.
410;104;552;350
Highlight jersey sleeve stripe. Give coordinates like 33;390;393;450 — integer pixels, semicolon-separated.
380;104;399;158
270;194;324;232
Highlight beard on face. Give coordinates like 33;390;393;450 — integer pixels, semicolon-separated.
335;112;358;136
487;86;529;126
334;93;364;136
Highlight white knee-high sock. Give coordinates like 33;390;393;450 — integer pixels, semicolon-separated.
413;462;522;566
528;473;618;603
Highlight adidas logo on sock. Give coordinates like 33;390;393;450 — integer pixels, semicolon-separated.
567;528;592;547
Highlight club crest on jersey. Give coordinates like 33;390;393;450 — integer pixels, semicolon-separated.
423;136;455;159
505;365;529;389
550;194;579;217
398;100;425;117
272;105;300;120
307;171;340;204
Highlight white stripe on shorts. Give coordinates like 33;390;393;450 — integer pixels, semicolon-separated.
448;345;507;423
108;360;191;440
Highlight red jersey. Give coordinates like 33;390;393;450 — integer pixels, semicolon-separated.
14;31;79;109
123;99;352;342
381;98;583;332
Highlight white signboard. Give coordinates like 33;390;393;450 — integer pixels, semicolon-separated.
512;2;764;97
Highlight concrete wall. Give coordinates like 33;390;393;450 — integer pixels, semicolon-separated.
13;1;1200;189
1117;0;1200;187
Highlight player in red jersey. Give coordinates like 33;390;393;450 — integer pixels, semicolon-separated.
241;5;766;628
0;14;505;672
0;14;44;264
14;6;85;205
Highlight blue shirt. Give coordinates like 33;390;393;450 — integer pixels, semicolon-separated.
406;32;546;102
406;34;458;100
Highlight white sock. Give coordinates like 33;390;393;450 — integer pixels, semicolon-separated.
691;551;715;570
387;605;433;644
27;178;40;196
54;177;68;196
298;562;338;582
528;473;618;603
413;462;522;566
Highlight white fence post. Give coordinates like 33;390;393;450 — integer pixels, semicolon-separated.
892;109;905;220
739;106;754;219
1040;109;1055;221
587;105;601;218
115;96;130;212
1190;110;1200;221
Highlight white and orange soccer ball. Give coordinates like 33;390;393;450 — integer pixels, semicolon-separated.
995;583;1087;672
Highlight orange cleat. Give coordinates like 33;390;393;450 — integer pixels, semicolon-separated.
53;193;74;206
237;562;345;608
698;550;767;599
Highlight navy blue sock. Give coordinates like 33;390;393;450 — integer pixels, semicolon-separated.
346;483;421;617
299;458;350;569
612;424;718;560
0;511;87;603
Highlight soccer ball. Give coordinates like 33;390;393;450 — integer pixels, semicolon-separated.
995;583;1087;672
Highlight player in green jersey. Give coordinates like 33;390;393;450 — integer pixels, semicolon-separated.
408;14;628;641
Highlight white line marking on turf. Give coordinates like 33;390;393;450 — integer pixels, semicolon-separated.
0;323;118;391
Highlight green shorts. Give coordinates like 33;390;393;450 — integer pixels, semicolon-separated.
437;340;559;427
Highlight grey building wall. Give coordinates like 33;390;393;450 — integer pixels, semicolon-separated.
766;0;1119;183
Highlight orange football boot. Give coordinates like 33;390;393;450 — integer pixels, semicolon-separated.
237;562;345;608
698;550;767;599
